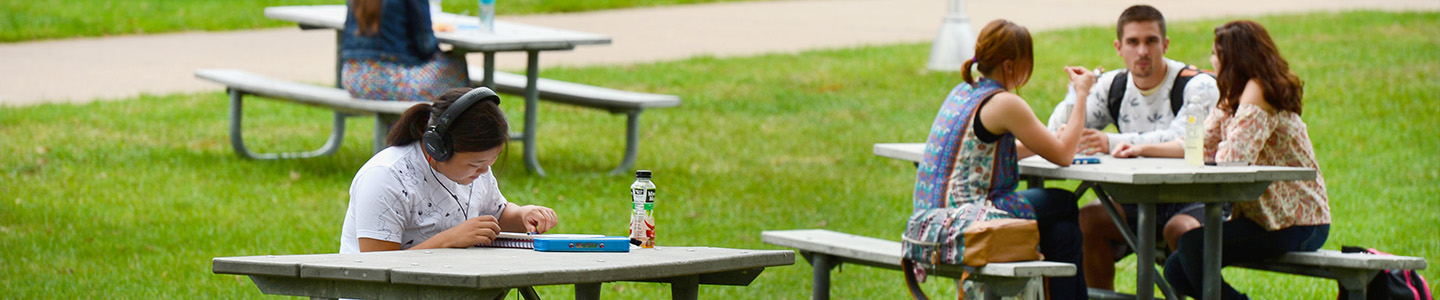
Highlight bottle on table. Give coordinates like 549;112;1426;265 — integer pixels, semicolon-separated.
1183;95;1206;166
477;0;495;32
628;170;656;248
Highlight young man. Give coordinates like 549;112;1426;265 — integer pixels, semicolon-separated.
1046;5;1221;291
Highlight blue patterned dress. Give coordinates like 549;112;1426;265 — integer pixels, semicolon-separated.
913;78;1035;219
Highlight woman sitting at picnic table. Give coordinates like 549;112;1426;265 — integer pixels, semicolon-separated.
1114;20;1331;300
913;19;1095;299
342;0;468;103
340;87;558;253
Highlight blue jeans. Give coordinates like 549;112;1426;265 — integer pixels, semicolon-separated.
1017;188;1086;300
1163;217;1329;300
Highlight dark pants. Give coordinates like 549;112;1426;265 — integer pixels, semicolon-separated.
1163;217;1329;300
1018;188;1086;300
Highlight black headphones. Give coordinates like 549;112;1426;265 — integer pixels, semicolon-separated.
422;87;501;162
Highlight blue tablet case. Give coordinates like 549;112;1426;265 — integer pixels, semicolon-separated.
531;236;631;252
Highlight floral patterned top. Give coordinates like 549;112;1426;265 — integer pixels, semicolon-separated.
914;78;1035;219
1204;103;1330;230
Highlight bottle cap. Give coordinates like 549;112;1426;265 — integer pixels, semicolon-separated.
635;170;651;179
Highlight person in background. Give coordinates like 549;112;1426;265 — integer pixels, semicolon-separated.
340;87;557;253
342;0;468;103
1045;5;1223;291
1122;20;1330;300
913;19;1093;299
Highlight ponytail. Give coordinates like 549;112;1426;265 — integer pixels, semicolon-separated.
386;103;433;147
961;58;977;85
964;20;1033;88
353;0;382;36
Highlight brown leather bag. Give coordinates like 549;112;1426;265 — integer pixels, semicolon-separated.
905;217;1042;300
960;218;1041;266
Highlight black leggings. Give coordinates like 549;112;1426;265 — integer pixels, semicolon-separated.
1017;188;1086;300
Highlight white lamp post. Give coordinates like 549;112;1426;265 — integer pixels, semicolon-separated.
926;0;976;71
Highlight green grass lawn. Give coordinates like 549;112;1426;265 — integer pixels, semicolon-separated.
0;0;767;42
2;10;1436;299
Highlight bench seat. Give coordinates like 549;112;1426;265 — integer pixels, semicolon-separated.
469;66;681;113
467;67;681;174
1235;249;1428;299
762;229;1074;299
195;68;419;160
197;68;681;174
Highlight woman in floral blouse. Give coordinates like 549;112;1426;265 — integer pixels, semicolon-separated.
1116;20;1331;300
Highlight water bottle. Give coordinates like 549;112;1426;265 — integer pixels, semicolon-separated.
628;170;656;248
1183;96;1206;166
1047;83;1076;132
477;0;495;32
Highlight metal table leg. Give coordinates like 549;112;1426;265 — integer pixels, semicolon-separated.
810;253;837;300
1202;202;1225;300
575;283;601;300
1091;186;1179;300
1135;203;1157;300
481;52;496;89
608;110;642;175
522;50;546;176
517;286;540;300
670;275;700;300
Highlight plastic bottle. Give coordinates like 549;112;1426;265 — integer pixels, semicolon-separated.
477;0;495;32
628;170;656;248
1183;95;1206;166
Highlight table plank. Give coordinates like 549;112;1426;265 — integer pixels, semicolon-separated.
216;247;793;291
874;142;1316;185
263;5;611;52
386;247;792;289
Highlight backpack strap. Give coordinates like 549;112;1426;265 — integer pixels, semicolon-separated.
1112;65;1214;131
1106;71;1128;133
1168;64;1206;116
904;259;969;300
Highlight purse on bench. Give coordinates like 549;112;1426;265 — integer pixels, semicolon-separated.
901;201;1041;300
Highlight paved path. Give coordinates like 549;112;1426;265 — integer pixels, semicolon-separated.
1;0;1434;106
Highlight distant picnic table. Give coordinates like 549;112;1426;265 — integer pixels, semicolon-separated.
229;5;679;176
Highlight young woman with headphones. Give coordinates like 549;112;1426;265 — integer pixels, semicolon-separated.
340;87;559;253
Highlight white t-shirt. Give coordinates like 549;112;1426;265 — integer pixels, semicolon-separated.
339;143;508;253
1047;58;1220;150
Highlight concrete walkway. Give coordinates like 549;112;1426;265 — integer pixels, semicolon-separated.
1;0;1434;106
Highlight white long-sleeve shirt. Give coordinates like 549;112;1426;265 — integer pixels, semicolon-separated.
1047;58;1220;150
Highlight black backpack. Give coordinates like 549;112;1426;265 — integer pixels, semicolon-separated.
1338;246;1433;300
1105;65;1213;132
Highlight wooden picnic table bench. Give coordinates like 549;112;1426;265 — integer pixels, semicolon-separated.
467;66;680;174
195;68;679;174
1235;249;1428;299
762;229;1074;300
214;246;794;300
195;68;417;160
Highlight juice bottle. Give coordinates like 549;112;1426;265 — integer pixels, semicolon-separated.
628;170;656;248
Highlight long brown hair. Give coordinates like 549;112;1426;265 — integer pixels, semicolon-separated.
388;88;510;154
1213;20;1305;115
352;0;382;35
962;19;1033;88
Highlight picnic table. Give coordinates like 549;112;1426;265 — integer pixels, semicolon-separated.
214;246;794;300
265;5;613;176
872;143;1317;300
